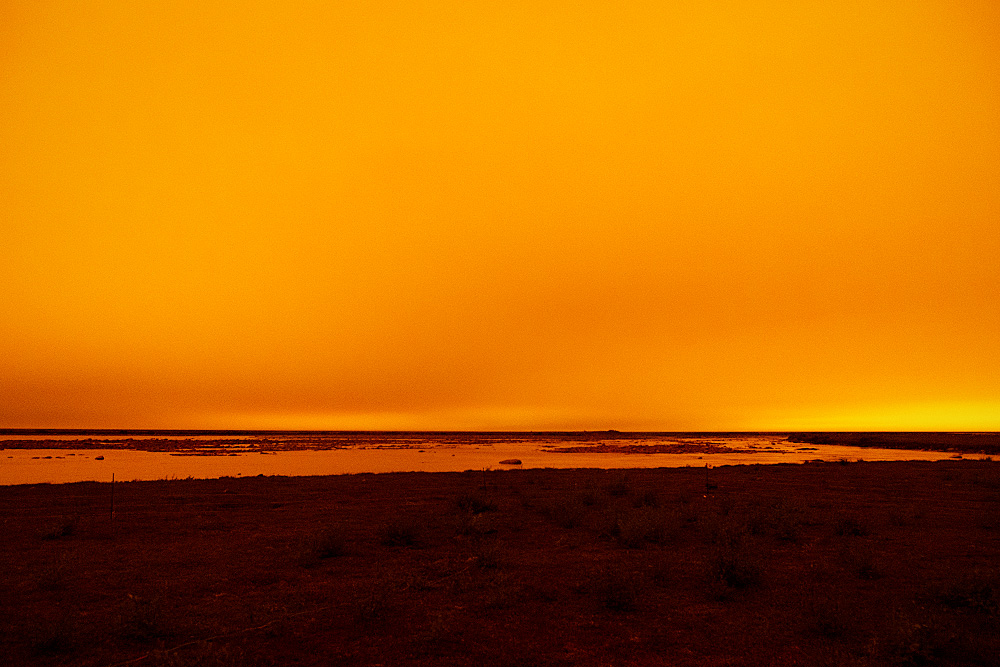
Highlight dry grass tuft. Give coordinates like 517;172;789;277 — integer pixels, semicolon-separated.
119;593;167;642
456;490;498;515
381;518;420;547
40;516;78;540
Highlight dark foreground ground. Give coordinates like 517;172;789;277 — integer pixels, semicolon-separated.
2;461;999;666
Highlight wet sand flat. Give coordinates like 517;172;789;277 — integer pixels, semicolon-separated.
0;432;964;485
2;460;999;666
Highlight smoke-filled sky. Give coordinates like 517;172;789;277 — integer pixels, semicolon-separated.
2;1;999;430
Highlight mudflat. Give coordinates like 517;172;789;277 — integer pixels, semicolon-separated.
2;460;999;666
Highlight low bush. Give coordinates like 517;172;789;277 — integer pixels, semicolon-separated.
119;593;167;642
31;613;75;656
745;500;801;542
633;490;660;508
936;569;998;615
711;527;763;590
354;578;402;633
649;554;674;587
381;518;420;547
542;496;587;529
457;511;499;537
614;512;647;549
40;516;78;540
806;591;854;639
597;570;640;612
148;641;265;667
603;507;680;548
834;515;871;537
314;527;347;559
480;572;524;610
456;491;497;515
714;548;762;590
604;474;631;498
298;526;349;567
473;540;506;569
840;542;881;580
36;558;68;591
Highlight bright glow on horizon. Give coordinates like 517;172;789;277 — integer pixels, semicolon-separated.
2;1;998;430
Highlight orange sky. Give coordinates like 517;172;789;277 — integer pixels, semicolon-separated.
2;1;999;430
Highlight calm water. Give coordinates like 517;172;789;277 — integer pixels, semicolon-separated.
0;432;961;485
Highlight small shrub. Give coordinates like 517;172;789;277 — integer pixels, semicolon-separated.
649;555;673;587
599;506;680;548
457;511;499;537
120;594;166;642
714;548;762;590
596;510;621;540
41;516;78;540
381;519;420;547
298;527;349;567
617;517;646;549
597;570;639;612
711;528;762;590
148;641;264;667
31;613;75;656
604;474;631;498
883;607;1000;666
639;516;668;546
32;633;74;657
411;610;457;654
37;558;68;591
474;540;506;569
481;573;523;610
936;569;998;614
354;579;401;632
807;592;853;639
456;491;497;515
887;510;915;528
745;500;801;542
633;490;660;508
840;542;882;580
834;515;870;537
314;528;347;559
884;613;940;667
543;496;586;529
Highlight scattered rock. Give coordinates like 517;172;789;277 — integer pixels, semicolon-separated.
499;459;522;465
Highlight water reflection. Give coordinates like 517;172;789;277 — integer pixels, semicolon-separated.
0;434;959;485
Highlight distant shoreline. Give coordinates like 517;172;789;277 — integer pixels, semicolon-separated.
3;430;998;454
787;432;1000;454
0;429;789;437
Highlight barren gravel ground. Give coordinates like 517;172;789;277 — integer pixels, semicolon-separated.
2;460;999;666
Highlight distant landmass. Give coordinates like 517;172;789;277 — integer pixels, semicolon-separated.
788;432;1000;455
